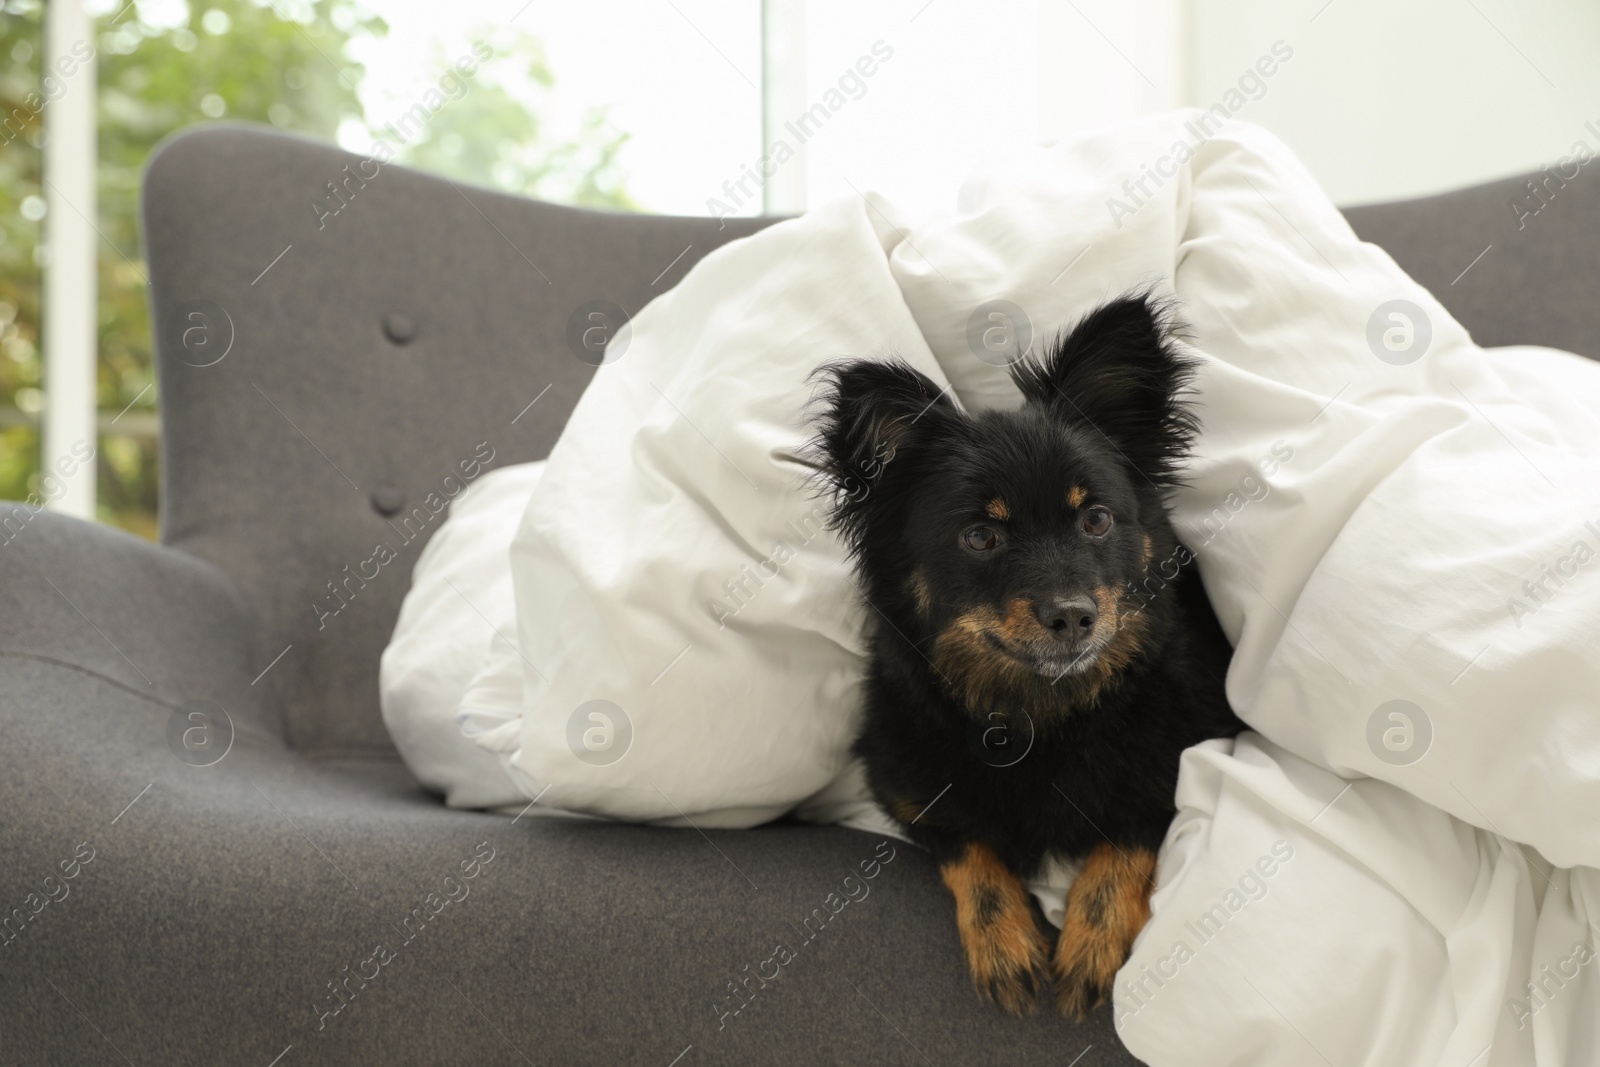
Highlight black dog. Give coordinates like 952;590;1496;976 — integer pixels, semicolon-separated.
808;293;1243;1016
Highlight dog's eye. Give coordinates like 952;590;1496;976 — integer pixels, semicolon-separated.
1082;506;1113;537
961;525;1003;553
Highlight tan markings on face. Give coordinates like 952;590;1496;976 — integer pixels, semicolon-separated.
1085;585;1146;683
985;498;1010;521
1054;843;1156;1017
1092;585;1121;635
1056;587;1149;708
933;588;1149;714
941;841;1047;1015
933;599;1049;688
1067;486;1087;508
907;571;932;616
932;605;1028;710
1141;534;1154;565
995;596;1041;647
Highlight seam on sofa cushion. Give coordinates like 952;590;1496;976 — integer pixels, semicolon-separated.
0;648;280;743
0;648;195;712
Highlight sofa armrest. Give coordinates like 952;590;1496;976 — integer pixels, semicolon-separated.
0;505;276;736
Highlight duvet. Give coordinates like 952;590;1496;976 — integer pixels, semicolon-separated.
381;110;1600;1066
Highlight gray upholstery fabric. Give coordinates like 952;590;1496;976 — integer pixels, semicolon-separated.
142;125;777;754
3;124;1594;1064
1342;168;1600;359
0;624;1122;1065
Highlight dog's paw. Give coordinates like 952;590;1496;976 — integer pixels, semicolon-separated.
1052;842;1156;1019
1053;917;1126;1018
966;909;1049;1016
940;842;1049;1015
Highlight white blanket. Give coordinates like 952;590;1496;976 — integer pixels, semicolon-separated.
380;461;545;811
384;110;1600;1065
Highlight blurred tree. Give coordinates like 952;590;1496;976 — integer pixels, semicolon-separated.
3;0;379;537
0;0;632;538
0;2;49;516
388;36;634;211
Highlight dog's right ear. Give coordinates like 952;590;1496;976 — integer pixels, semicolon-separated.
806;359;953;552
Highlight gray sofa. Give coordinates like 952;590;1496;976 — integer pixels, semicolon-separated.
1;125;1594;1066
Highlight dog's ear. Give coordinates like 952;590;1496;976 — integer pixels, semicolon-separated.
806;358;954;552
1010;293;1198;488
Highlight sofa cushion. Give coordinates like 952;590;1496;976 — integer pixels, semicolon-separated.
0;656;1130;1064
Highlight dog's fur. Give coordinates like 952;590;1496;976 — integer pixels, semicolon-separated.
808;293;1244;1016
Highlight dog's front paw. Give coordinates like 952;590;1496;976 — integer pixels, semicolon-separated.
940;842;1049;1015
1053;843;1156;1018
967;909;1049;1015
1054;918;1125;1018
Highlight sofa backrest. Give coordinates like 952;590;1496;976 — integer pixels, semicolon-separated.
142;125;775;753
1342;164;1600;359
143;125;1600;754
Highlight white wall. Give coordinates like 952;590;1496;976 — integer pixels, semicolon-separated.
1037;0;1190;142
1189;0;1600;205
792;0;1189;214
798;0;1040;214
798;0;1600;211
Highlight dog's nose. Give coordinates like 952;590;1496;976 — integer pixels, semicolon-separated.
1037;596;1097;642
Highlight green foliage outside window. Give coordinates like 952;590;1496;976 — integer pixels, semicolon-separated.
0;0;632;538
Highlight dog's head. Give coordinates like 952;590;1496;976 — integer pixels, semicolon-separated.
809;293;1198;708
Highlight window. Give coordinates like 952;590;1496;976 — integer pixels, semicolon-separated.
1;0;763;538
4;0;1589;537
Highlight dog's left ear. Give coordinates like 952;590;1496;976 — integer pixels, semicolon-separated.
1011;293;1198;488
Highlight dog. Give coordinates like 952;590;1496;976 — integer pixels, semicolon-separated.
807;292;1244;1016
